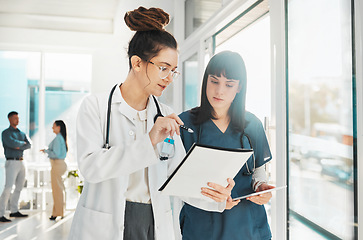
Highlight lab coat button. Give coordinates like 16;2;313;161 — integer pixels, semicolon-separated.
129;131;134;136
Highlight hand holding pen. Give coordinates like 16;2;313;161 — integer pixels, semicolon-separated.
149;113;194;146
149;113;186;146
179;124;194;133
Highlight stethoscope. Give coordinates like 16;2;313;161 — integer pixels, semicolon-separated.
197;124;256;175
103;84;173;160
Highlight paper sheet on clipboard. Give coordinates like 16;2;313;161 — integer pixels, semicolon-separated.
158;143;253;202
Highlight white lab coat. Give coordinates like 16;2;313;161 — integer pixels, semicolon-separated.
68;86;225;240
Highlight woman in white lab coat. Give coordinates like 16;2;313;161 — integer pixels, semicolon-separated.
68;7;238;240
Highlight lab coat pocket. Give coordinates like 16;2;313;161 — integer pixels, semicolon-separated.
77;205;113;240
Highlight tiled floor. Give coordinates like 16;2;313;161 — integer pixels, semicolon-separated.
0;209;335;240
0;210;74;240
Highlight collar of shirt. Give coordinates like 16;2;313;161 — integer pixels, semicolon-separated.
113;85;148;123
137;109;147;121
8;126;20;132
56;133;64;141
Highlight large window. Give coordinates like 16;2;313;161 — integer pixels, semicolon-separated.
215;13;271;123
180;0;360;238
183;53;199;110
213;0;271;223
0;50;91;211
0;52;40;141
0;51;91;161
287;0;355;239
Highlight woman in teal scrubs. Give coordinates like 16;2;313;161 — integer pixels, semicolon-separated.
179;51;274;240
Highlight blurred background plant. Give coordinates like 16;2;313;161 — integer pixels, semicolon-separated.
67;170;83;193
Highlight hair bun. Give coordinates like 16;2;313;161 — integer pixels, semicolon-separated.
124;6;170;31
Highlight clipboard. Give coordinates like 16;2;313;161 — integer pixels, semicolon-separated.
158;143;253;202
232;185;287;200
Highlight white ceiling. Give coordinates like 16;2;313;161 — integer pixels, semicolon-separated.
0;0;222;40
0;0;174;34
0;0;119;33
0;0;118;18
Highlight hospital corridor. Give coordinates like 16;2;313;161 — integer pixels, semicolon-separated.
0;0;363;239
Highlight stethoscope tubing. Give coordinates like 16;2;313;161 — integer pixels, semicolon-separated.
103;84;170;160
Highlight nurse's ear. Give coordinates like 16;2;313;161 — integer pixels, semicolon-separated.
131;55;143;72
237;82;242;93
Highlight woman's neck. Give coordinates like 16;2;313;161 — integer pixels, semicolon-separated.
213;108;229;121
121;75;149;111
211;109;230;133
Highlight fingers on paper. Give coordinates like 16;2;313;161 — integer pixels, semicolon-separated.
226;178;235;191
201;179;235;202
201;187;227;202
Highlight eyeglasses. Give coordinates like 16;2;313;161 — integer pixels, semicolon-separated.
148;61;181;80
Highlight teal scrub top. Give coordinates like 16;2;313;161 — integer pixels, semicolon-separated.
179;110;272;240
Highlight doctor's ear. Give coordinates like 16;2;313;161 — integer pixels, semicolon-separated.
131;55;143;71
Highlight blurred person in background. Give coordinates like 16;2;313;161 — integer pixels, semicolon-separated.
0;111;31;222
41;120;68;221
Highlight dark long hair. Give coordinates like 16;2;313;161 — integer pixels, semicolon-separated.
124;7;177;69
54;120;68;152
191;51;247;132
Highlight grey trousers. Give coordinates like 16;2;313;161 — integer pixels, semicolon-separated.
0;160;26;216
123;201;154;240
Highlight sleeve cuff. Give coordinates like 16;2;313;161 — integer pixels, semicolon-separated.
252;165;268;191
253;181;267;191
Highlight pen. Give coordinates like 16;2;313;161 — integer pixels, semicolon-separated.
179;125;194;133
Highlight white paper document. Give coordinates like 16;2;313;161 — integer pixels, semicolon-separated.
232;185;287;200
159;143;253;202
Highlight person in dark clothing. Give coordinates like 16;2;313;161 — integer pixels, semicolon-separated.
0;111;31;222
179;51;274;240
